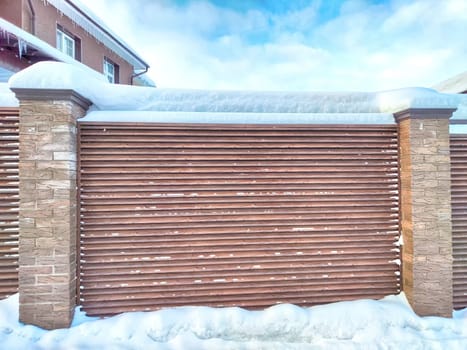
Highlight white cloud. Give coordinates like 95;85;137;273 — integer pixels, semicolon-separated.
80;0;467;91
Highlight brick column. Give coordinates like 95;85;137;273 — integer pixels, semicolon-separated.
12;89;90;329
395;108;456;317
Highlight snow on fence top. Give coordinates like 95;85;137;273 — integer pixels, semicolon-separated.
6;62;467;124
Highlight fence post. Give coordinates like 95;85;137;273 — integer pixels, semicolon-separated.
395;108;455;317
11;88;90;329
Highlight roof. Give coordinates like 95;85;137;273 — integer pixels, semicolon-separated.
433;70;467;94
45;0;149;71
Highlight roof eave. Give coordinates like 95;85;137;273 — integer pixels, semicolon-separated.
63;0;149;70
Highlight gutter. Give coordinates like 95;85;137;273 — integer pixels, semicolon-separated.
27;0;36;34
130;67;149;86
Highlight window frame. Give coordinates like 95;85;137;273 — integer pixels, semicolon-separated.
103;57;119;84
56;25;81;60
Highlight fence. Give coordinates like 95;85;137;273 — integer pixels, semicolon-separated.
0;82;463;329
78;122;400;316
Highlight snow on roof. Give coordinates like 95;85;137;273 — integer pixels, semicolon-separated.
0;18;107;82
134;74;157;88
45;0;148;71
433;70;467;94
0;83;18;107
7;61;467;124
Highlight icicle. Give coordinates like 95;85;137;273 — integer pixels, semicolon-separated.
17;39;28;59
18;38;23;58
43;0;142;68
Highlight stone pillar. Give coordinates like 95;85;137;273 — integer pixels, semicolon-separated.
395;108;456;317
12;89;90;329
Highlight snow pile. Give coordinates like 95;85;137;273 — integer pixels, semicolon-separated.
377;87;461;112
0;293;466;349
0;83;18;107
9;62;467;123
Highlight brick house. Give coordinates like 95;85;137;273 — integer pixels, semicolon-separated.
0;0;153;86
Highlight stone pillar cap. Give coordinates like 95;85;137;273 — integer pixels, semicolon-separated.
10;88;91;111
394;108;457;122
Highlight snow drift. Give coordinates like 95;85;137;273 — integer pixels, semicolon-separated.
0;293;466;349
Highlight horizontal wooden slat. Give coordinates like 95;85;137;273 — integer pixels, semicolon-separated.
81;228;399;238
81;265;398;283
0;108;19;300
80;200;397;211
78;123;400;316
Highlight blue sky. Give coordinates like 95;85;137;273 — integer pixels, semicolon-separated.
80;0;467;91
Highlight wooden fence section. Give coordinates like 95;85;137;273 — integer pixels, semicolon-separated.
0;108;19;299
78;123;401;316
451;135;467;310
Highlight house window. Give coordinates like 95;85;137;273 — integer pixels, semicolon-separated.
103;57;119;83
56;25;80;60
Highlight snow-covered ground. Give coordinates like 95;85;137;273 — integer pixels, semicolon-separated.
0;293;466;349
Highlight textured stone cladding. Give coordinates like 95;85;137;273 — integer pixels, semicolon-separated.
17;96;87;329
398;113;453;317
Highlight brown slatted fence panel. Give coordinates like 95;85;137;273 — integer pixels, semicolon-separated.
79;123;400;316
451;135;467;309
0;108;19;299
